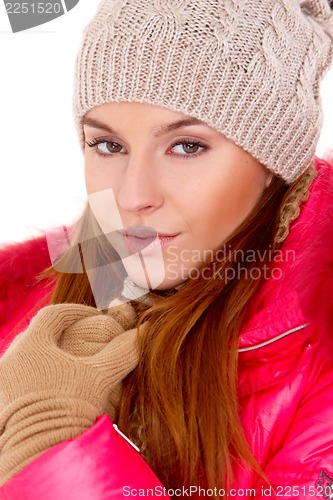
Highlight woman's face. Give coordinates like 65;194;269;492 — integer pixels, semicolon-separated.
84;102;271;290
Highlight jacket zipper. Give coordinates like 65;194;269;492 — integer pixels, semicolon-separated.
238;323;309;353
113;423;141;452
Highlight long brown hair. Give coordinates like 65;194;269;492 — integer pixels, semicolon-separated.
45;165;316;493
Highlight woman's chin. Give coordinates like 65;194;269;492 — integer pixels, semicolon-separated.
125;268;187;292
121;255;193;291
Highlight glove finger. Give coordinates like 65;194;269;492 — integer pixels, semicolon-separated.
89;327;141;385
27;303;101;344
106;302;137;330
59;314;126;356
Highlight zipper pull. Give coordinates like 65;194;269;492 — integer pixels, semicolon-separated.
113;423;141;453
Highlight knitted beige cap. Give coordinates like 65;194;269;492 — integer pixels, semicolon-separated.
73;0;333;183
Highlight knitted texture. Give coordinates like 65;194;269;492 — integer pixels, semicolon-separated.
0;301;142;485
72;0;333;183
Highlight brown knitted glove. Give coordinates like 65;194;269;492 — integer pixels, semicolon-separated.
0;302;140;485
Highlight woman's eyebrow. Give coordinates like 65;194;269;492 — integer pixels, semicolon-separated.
82;116;207;137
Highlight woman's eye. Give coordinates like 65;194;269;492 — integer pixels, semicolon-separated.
171;141;205;157
85;139;124;157
99;142;124;154
86;140;124;156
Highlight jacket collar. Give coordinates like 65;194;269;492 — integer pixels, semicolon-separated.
238;157;333;350
239;291;308;351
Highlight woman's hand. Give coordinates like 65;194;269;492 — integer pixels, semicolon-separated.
0;302;140;484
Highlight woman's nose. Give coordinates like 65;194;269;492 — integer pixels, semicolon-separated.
116;154;164;214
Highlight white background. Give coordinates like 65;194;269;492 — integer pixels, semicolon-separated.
0;1;332;244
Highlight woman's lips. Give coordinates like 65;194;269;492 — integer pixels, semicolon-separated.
119;230;179;256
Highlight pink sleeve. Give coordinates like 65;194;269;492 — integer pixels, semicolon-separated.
0;415;169;500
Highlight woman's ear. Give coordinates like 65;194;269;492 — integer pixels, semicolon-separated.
265;171;274;188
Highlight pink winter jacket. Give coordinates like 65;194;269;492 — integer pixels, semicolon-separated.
0;157;332;499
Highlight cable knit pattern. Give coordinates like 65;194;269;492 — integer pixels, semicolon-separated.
72;0;333;183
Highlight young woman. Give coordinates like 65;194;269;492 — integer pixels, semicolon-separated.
1;0;333;498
